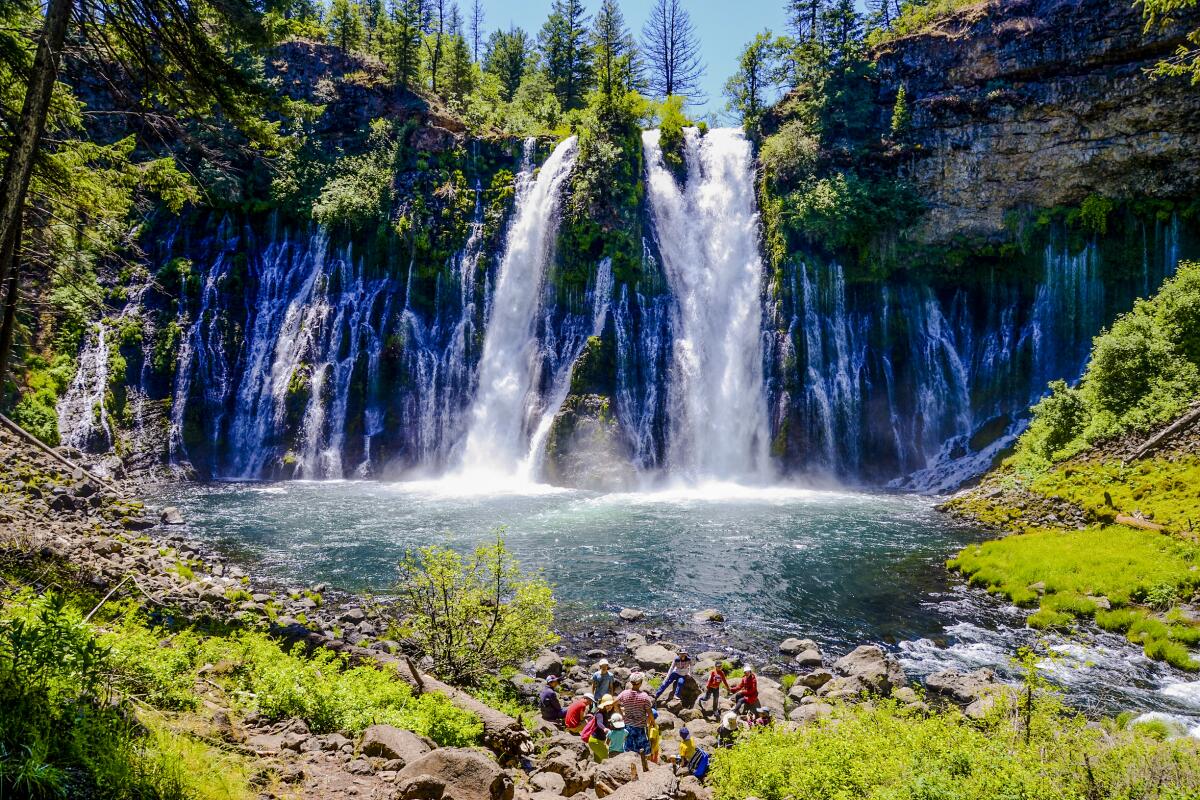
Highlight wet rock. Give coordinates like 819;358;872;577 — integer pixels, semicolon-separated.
159;506;185;525
778;637;814;656
691;609;723;624
619;608;645;622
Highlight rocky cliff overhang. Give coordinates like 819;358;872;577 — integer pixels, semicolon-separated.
874;0;1200;243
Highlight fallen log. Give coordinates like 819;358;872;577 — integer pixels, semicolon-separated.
1127;403;1200;463
1115;514;1166;532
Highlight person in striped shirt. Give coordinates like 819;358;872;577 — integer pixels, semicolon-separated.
616;671;655;766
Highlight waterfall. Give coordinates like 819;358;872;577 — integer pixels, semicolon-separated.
57;323;112;452
643;127;771;483
458;136;578;478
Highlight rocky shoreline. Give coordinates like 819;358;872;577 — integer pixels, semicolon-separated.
1;418;1020;800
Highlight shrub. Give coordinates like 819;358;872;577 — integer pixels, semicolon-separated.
760;121;819;186
393;532;557;685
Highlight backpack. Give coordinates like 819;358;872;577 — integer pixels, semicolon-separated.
688;749;711;780
580;713;599;743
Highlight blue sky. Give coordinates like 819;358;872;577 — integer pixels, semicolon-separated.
480;0;792;119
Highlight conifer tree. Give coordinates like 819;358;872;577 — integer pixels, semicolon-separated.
469;0;484;62
424;0;447;94
444;3;475;105
591;0;639;107
641;0;705;103
386;0;425;90
538;0;592;111
724;30;784;128
329;0;366;52
484;26;533;101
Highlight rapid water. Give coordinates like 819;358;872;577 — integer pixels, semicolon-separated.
643;128;771;482
458;137;579;481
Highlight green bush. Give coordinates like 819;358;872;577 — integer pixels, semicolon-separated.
709;698;1200;800
393;533;557;685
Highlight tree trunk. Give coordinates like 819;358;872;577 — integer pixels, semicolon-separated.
0;218;22;393
0;0;73;293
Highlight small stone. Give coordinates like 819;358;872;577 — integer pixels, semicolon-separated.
346;758;374;776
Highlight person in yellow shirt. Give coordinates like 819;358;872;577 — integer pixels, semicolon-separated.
648;708;661;764
674;727;696;771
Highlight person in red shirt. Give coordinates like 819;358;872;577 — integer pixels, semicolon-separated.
564;692;594;734
729;664;758;715
702;661;732;717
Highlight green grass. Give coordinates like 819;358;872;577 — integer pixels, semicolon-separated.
709;698;1200;800
950;527;1200;670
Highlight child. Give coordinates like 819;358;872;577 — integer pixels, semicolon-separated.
753;707;773;727
716;711;739;749
581;694;615;763
703;661;731;716
606;712;628;754
674;727;710;781
648;708;661;764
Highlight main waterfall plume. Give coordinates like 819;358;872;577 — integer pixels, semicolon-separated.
458;136;579;480
643;127;771;483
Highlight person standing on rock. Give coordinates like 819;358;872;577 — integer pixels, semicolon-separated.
592;658;616;700
581;694;615;762
729;664;758;715
539;675;566;724
702;661;732;716
654;650;692;703
564;692;593;734
616;671;655;768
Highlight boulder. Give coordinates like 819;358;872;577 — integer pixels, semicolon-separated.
778;638;816;656
676;775;711;800
530;771;566;794
619;608;645;622
794;649;823;668
691;609;724;624
396;749;514;800
361;724;432;764
677;674;702;709
245;733;284;753
509;672;540;699
788;703;834;725
633;644;675;671
409;125;459;153
817;675;873;701
832;646;906;696
797;669;833;689
532;651;564;679
925;668;1004;705
593;753;644;798
160;506;185;525
595;756;677;800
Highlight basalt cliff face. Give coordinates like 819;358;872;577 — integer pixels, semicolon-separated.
874;0;1200;242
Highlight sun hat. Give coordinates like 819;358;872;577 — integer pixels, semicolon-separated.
598;694;616;709
629;671;645;684
744;664;755;673
721;711;738;727
546;674;560;683
583;692;595;702
597;658;610;668
679;727;691;739
610;712;626;729
757;707;769;714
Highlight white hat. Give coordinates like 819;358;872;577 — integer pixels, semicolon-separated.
597;658;610;668
610;712;626;729
721;711;738;727
630;671;645;684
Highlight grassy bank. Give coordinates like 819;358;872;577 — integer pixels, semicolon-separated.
0;572;482;799
710;694;1200;800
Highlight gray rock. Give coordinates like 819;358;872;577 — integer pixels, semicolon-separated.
832;646;906;696
361;724;433;764
691;609;724;624
532;651;564;679
633;644;676;671
396;748;514;800
798;669;833;689
794;649;823;668
778;637;815;656
347;758;375;775
619;608;645;622
160;506;185;525
788;703;834;724
531;771;566;794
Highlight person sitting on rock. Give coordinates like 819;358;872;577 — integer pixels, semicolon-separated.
673;727;710;781
729;664;758;715
702;661;732;716
564;692;594;734
592;658;616;700
539;675;565;724
753;706;773;726
716;711;740;748
616;671;655;767
606;712;628;754
654;650;692;703
581;694;615;762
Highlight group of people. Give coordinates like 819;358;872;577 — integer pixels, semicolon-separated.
537;651;775;779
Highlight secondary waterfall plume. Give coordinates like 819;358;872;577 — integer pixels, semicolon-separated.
643;127;771;483
458;136;579;480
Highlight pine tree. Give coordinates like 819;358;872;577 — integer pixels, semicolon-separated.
484;26;533;101
423;0;447;94
361;0;386;52
640;0;705;103
820;0;862;66
469;0;484;62
538;0;592;111
786;0;825;43
591;0;639;106
386;0;425;91
890;83;910;136
444;3;475;106
328;0;366;52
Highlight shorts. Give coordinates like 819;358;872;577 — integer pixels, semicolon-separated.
625;726;651;755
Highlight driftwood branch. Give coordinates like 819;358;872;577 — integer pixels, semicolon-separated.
1126;403;1200;463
